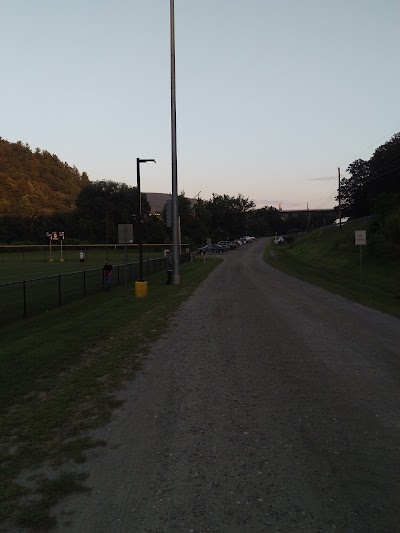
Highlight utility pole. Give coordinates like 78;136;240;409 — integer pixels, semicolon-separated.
170;0;180;285
338;167;342;230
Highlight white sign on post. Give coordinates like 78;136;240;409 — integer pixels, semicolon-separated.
355;230;366;283
355;230;366;246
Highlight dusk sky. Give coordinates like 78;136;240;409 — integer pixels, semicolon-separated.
1;0;399;209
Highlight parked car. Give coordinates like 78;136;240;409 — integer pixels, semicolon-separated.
197;244;224;255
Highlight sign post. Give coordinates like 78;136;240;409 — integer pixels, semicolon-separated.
46;232;53;262
52;232;59;264
354;230;366;282
59;231;65;262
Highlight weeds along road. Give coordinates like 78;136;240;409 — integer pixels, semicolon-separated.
56;237;400;533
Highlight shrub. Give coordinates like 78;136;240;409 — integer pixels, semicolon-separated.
383;209;400;244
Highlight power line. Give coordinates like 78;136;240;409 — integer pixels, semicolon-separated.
318;192;337;209
306;130;400;215
347;155;400;177
366;163;400;184
339;127;400;170
342;158;400;186
369;156;400;175
311;183;338;209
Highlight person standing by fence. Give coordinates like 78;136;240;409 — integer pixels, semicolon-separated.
103;259;113;291
79;250;85;263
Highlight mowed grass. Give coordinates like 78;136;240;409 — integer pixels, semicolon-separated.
0;247;164;284
264;222;400;318
0;257;221;530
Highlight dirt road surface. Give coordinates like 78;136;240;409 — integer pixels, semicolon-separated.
55;238;400;532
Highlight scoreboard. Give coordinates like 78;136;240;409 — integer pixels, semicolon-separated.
46;231;65;241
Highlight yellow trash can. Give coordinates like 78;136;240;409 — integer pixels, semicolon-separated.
135;281;148;298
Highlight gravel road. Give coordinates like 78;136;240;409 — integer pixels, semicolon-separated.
55;237;400;533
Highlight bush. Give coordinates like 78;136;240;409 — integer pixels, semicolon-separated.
383;209;400;244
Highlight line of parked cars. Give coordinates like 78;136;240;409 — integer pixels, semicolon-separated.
197;236;256;255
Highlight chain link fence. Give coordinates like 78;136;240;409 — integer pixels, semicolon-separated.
0;253;190;324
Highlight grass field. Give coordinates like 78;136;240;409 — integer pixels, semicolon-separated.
264;222;400;318
0;257;221;530
0;250;177;324
0;247;166;284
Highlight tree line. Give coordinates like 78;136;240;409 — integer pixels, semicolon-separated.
0;180;334;246
72;185;335;246
338;132;400;246
1;138;337;245
0;138;89;242
339;132;400;218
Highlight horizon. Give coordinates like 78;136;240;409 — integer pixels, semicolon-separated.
1;0;399;211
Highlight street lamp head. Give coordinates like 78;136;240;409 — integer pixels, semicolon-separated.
138;158;156;164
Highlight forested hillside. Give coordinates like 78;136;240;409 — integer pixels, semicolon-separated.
0;138;89;218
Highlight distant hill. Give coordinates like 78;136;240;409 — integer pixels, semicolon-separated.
145;192;197;214
0;138;194;221
145;192;171;214
0;138;89;218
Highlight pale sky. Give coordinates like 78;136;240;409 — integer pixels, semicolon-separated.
1;0;399;209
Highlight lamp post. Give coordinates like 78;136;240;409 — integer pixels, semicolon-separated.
136;158;156;282
170;0;180;284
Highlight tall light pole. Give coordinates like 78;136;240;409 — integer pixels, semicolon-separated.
338;167;342;230
170;0;180;285
136;158;156;282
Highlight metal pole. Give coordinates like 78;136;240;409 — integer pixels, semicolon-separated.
338;167;342;230
106;211;109;255
137;158;144;282
170;0;180;285
23;281;27;318
124;226;128;296
178;216;181;254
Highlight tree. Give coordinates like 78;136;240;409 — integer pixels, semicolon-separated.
337;133;400;218
206;194;255;241
145;214;167;244
192;197;211;244
75;181;150;243
0;138;90;242
367;133;400;211
177;192;197;246
338;159;370;217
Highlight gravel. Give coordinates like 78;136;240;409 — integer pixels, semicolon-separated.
54;237;400;533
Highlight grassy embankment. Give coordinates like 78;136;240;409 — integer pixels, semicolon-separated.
264;221;400;318
0;257;221;530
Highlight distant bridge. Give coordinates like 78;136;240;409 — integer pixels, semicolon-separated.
279;208;336;220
